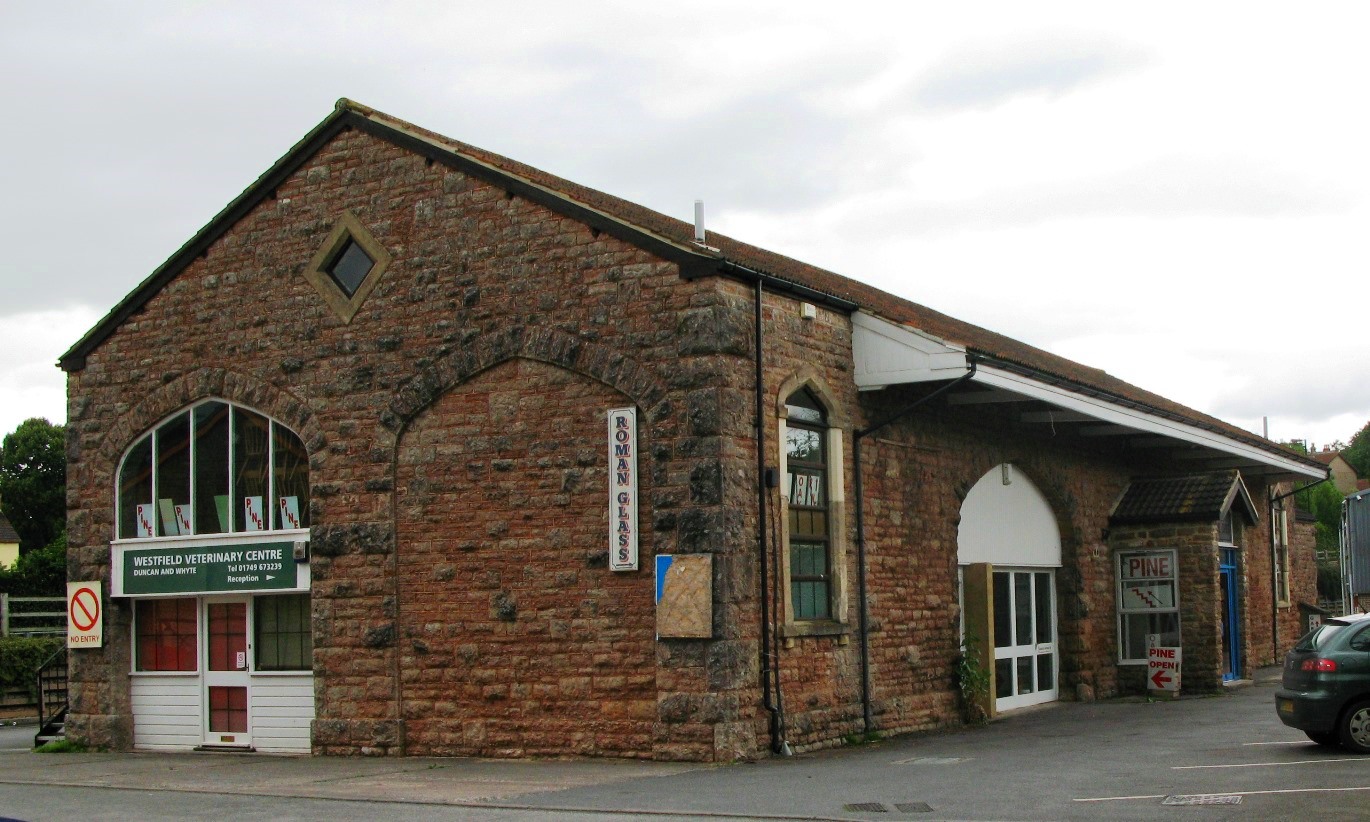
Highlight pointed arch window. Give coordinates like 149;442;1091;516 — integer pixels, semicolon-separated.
116;400;310;539
786;388;832;620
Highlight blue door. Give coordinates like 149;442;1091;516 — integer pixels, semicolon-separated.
1219;549;1241;681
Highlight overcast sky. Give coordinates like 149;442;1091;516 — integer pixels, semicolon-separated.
2;1;1367;451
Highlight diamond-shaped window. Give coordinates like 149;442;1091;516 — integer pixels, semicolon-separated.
303;211;392;323
327;240;375;297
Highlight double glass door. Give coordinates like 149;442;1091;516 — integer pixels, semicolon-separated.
993;569;1058;711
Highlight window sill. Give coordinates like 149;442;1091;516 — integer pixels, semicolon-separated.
781;620;849;639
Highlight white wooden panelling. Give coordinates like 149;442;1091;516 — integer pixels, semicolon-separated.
852;312;966;390
249;674;313;754
131;676;201;751
131;673;314;753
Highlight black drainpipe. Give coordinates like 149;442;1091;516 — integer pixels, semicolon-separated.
1267;477;1329;662
852;356;978;733
754;278;786;753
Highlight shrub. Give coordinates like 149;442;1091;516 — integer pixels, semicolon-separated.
0;636;64;700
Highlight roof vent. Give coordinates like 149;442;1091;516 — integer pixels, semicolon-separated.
693;199;706;244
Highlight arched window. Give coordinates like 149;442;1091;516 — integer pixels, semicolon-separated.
785;388;831;620
116;400;310;539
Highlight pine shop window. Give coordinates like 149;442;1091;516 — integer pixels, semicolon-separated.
116;400;310;539
255;594;312;671
786;388;831;621
1116;549;1180;663
135;598;198;672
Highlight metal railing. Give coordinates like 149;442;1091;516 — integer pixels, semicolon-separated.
34;647;68;747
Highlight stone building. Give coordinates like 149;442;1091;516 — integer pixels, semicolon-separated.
60;100;1325;760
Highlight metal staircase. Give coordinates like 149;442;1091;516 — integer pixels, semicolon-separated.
34;648;67;747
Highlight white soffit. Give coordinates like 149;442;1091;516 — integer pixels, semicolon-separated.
852;311;967;389
851;312;1322;480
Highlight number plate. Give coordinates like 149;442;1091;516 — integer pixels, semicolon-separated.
1276;697;1295;715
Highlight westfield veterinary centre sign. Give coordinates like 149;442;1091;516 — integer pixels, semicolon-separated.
116;542;301;596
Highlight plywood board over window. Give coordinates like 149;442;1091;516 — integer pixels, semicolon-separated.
656;554;712;638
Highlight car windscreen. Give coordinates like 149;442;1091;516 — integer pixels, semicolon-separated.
1293;622;1347;652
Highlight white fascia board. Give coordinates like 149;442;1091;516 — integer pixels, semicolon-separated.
852;311;968;390
849;311;1320;478
973;366;1323;479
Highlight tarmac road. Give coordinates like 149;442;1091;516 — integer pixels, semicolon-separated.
0;667;1366;821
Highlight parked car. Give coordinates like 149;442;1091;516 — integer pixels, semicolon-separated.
1276;612;1370;751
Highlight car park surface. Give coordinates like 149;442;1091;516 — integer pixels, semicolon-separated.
2;667;1367;821
1276;612;1370;752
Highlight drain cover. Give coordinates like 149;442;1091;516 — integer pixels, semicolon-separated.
894;802;934;813
843;802;889;812
1162;794;1242;806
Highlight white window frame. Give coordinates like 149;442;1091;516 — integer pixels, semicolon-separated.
1273;506;1290;606
1116;548;1180;664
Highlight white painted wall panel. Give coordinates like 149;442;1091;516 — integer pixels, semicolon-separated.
131;676;202;751
957;465;1061;567
250;674;313;754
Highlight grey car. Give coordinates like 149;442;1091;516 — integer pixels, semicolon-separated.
1276;611;1370;751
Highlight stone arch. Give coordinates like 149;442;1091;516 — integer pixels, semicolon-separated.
384;326;669;438
94;367;322;469
775;367;850;429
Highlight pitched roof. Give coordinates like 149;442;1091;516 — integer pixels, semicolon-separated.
0;512;18;544
1109;471;1259;525
60;99;1324;477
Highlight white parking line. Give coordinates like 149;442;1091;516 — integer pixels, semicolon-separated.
1076;786;1370;803
1173;757;1369;770
1242;740;1309;746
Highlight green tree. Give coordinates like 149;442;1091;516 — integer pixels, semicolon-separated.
0;533;66;596
1343;420;1370;479
0;418;66;552
1297;479;1347;602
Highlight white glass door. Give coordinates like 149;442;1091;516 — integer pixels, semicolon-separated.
992;569;1058;711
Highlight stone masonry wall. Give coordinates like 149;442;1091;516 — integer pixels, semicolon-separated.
64;126;761;760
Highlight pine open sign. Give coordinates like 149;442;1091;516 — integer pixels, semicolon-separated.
1147;634;1182;692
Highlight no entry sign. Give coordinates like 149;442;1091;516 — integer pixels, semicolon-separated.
67;581;103;648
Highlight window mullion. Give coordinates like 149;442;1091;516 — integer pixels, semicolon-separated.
227;405;236;533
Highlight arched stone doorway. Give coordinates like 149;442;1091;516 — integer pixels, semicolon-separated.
958;464;1062;712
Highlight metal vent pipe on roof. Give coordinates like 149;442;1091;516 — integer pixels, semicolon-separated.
694;199;705;244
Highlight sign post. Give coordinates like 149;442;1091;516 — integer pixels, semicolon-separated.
67;581;103;648
1147;633;1181;697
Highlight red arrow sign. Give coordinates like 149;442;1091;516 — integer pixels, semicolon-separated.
1150;668;1172;689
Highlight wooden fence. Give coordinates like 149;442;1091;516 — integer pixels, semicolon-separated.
0;594;66;637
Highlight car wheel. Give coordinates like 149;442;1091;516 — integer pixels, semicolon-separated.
1305;730;1341;748
1339;699;1370;754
